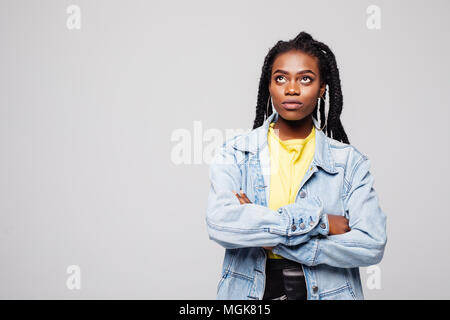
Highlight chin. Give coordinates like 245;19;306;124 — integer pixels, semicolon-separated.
278;110;307;122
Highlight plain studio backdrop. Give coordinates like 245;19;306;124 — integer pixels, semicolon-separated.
1;0;449;299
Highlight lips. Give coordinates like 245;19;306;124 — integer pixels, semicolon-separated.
282;101;303;110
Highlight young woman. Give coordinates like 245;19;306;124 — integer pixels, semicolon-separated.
206;31;387;300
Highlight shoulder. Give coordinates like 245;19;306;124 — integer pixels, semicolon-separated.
219;125;259;155
325;136;370;177
211;132;249;167
327;137;368;159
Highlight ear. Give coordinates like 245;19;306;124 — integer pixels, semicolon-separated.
319;82;326;98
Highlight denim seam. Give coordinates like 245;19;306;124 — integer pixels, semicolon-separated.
222;251;237;278
319;283;351;298
342;177;351;196
327;238;383;250
228;271;254;282
248;269;260;299
347;279;357;300
344;269;357;300
349;156;366;183
206;217;287;235
217;276;226;295
218;251;237;295
343;155;366;199
311;238;320;265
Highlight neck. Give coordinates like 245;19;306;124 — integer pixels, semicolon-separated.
273;115;313;140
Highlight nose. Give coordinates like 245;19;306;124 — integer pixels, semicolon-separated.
285;81;300;95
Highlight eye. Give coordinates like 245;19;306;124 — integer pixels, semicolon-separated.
300;76;312;83
275;75;286;83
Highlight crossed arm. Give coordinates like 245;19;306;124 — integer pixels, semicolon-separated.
205;144;387;268
232;190;351;249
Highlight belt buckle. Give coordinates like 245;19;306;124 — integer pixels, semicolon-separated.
271;294;288;300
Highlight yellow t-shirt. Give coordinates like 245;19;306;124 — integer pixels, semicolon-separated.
266;121;316;259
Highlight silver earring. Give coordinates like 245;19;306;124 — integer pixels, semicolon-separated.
266;95;272;118
316;96;327;131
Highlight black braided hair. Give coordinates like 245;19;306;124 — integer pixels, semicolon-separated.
252;31;349;144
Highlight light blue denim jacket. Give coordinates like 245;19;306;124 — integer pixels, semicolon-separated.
205;110;387;300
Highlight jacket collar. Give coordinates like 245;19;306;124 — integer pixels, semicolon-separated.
232;110;338;174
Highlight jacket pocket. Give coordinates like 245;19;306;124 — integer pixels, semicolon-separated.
319;283;356;300
216;273;254;300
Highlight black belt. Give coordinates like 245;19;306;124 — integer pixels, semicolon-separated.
263;258;307;300
266;258;305;273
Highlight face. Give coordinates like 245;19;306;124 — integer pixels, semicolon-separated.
269;50;325;121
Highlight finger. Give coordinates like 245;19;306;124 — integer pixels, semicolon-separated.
240;190;252;203
238;190;248;203
232;191;246;204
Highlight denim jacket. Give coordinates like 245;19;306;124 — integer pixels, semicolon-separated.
205;110;387;300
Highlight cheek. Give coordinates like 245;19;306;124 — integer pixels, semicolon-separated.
269;86;284;101
303;87;320;102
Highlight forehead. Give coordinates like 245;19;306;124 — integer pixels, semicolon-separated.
271;50;319;74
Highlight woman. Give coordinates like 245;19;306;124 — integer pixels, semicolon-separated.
205;31;387;300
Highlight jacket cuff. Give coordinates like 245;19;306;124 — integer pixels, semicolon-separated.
316;213;329;236
278;196;327;237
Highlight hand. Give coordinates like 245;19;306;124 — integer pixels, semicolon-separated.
327;214;351;235
232;190;252;204
233;190;274;250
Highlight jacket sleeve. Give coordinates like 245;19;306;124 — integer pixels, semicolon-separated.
205;142;329;250
271;156;387;268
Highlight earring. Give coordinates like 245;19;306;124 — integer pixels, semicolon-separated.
266;95;272;118
316;96;327;131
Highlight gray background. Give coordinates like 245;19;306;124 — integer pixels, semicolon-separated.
1;0;449;299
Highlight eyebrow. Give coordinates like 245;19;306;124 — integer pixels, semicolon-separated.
273;69;317;76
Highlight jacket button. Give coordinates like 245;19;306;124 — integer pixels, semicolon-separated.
291;225;297;232
320;223;326;229
312;285;318;293
299;191;306;198
299;223;305;230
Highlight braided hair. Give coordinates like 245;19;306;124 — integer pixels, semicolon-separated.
252;31;349;144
